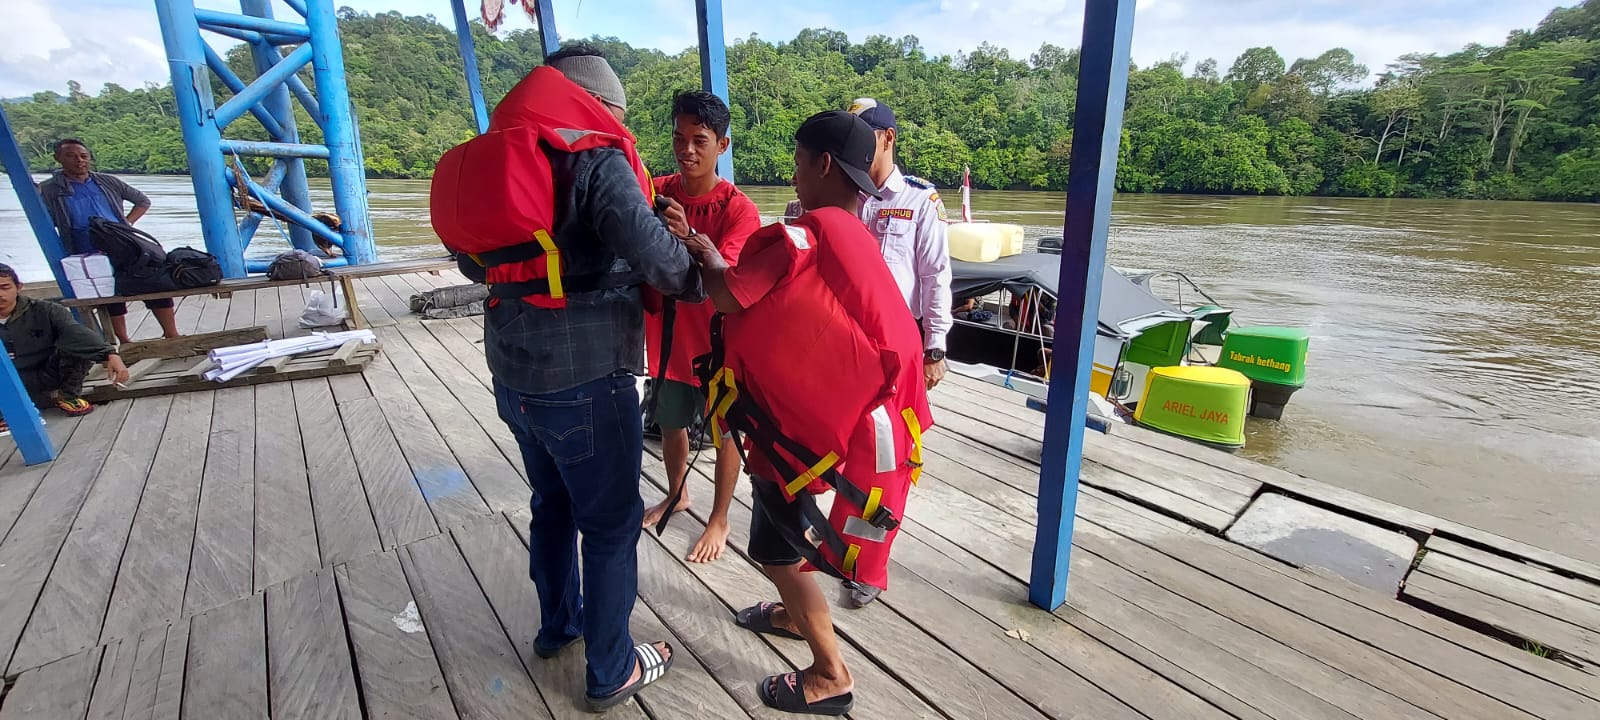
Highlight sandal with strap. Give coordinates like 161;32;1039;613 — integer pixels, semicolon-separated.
735;602;804;641
758;670;855;716
584;641;674;713
54;396;94;417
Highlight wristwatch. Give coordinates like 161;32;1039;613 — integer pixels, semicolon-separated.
923;349;946;363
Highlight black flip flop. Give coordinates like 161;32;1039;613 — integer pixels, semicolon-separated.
585;641;675;713
735;602;804;641
758;671;855;716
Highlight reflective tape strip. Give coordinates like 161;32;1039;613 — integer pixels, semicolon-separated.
842;515;887;543
786;451;838;497
842;544;861;573
784;223;810;249
871;404;895;473
534;229;563;299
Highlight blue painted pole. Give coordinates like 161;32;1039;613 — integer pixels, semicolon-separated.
219;139;330;159
286;75;322;121
203;44;289;140
449;0;490;134
695;0;735;181
0;351;55;465
194;9;311;41
242;0;316;255
0;105;72;299
303;0;375;264
213;43;314;129
225;170;347;248
155;0;247;278
1028;0;1136;611
533;0;560;56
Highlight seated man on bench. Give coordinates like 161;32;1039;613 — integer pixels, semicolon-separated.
0;264;130;429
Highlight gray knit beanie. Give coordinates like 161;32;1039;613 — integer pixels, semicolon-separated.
548;55;627;110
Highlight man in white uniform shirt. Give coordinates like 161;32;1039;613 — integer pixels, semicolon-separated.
787;98;953;392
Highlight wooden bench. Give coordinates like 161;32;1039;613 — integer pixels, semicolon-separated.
61;256;455;342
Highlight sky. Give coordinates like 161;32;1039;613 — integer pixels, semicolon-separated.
0;0;1561;99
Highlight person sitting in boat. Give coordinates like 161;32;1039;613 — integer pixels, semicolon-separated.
0;263;130;428
642;90;762;563
683;110;933;716
37;139;180;344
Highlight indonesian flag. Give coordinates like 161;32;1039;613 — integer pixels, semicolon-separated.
961;165;973;223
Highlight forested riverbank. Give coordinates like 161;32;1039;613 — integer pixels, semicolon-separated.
3;2;1597;201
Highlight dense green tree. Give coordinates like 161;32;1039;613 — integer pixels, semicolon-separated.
5;3;1599;202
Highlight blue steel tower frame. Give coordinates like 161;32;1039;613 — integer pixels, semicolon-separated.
153;0;376;277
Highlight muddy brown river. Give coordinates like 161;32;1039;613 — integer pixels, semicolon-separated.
4;176;1597;562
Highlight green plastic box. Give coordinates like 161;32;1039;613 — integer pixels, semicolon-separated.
1216;326;1309;387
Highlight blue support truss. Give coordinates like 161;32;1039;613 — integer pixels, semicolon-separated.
450;0;491;134
1028;0;1137;611
695;0;735;181
0;104;61;465
153;0;377;277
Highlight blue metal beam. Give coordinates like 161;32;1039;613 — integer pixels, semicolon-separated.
533;0;560;56
194;9;310;42
198;23;304;47
0;352;55;465
282;0;309;17
214;43;314;130
243;0;316;255
237;160;289;246
304;0;375;264
0;105;72;299
286;75;323;122
220;139;330;159
449;0;490;134
1028;0;1136;611
695;0;735;181
226;169;346;248
203;44;289;140
156;0;246;278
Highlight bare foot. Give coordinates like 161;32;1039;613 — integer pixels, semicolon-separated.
766;603;801;637
608;641;672;695
765;664;853;705
687;517;730;563
642;493;690;528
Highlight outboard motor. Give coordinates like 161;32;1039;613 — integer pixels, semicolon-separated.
1215;326;1310;420
1037;236;1063;254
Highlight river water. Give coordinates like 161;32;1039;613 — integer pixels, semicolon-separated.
3;175;1598;562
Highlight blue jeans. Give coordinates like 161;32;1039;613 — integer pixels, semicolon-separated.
495;372;645;697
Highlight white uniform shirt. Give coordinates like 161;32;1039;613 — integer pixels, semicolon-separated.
858;166;952;352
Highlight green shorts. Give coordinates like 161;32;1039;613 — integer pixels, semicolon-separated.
653;379;703;431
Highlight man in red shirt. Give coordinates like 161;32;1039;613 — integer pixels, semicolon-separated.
684;110;929;715
643;91;762;563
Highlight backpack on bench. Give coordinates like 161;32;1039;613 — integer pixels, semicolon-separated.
90;217;176;295
165;247;223;289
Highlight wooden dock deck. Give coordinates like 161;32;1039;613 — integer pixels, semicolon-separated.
1;269;1597;719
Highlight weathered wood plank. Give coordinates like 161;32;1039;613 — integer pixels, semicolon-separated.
1404;569;1600;666
1085;430;1260;505
252;382;321;590
147;619;190;720
398;532;553;719
376;326;528;513
0;646;102;720
100;392;213;644
265;568;361;720
255;283;286;339
335;393;439;549
85;637;137;720
0;415;82;544
1078;461;1238;531
1426;536;1600;607
116;327;268;364
1435;521;1600;588
290;378;381;566
359;275;417;320
181;592;268;720
394;321;527;481
1419;551;1600;633
0;401;131;676
360;351;491;527
11;396;174;672
82;348;374;402
279;284;312;339
222;283;257;331
117;625;175;720
926;406;1042;463
328;371;373;402
450;515;653;720
184;386;257;616
426;317;496;390
335;551;460;720
195;290;232;334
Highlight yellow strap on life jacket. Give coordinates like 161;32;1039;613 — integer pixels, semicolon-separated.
901;407;924;485
786;451;839;497
842;543;861;574
862;486;883;520
533;229;563;299
705;367;739;449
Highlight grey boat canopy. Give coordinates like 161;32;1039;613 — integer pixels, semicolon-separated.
949;253;1193;340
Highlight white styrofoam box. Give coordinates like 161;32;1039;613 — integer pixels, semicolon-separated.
60;254;114;282
69;277;116;299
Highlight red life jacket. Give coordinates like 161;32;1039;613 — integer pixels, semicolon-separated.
429;66;655;308
702;208;934;588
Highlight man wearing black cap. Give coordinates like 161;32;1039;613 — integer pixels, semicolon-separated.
682;111;932;715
